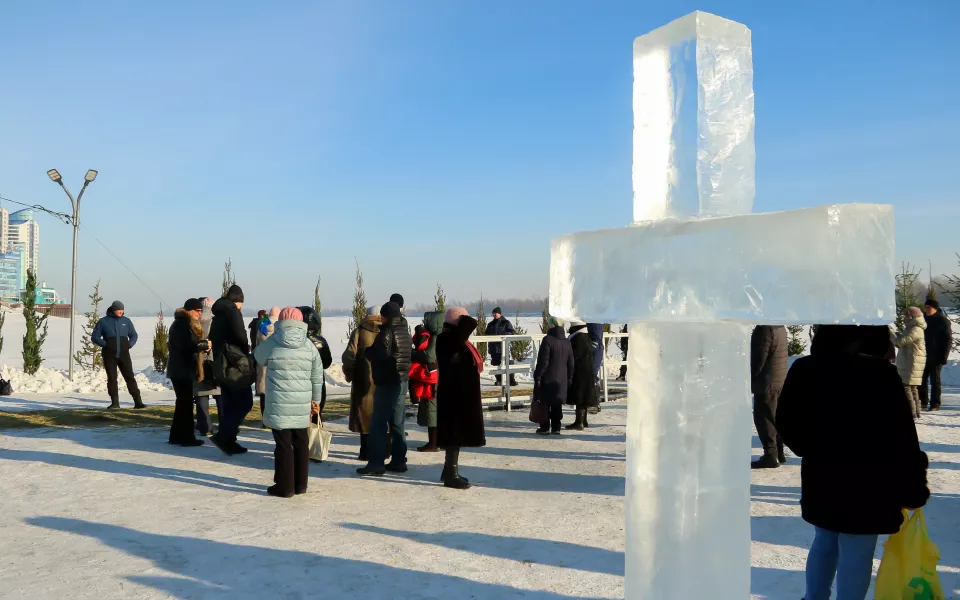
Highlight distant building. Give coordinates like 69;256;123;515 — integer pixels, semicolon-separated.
36;282;61;305
7;209;39;276
0;248;24;303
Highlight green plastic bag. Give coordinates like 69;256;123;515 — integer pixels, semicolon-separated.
874;509;945;600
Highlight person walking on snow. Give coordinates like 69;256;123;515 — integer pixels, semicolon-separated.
92;300;144;409
533;317;574;435
750;325;789;469
566;320;596;430
484;307;517;386
343;306;381;461
357;302;412;476
254;307;325;498
166;298;211;447
920;298;952;412
209;285;255;455
893;307;927;419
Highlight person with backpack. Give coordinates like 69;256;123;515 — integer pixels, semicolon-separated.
209;285;255;455
92;300;144;409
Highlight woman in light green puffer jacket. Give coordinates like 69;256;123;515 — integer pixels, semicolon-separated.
253;307;325;498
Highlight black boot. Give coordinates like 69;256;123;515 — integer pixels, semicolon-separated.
536;424;551;435
565;408;584;430
751;453;780;469
509;375;518;387
417;427;439;452
442;448;471;489
133;395;146;409
777;439;786;465
583;408;590;429
107;398;120;410
358;434;368;462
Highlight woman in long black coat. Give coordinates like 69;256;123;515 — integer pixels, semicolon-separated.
436;307;486;490
566;321;597;430
532;319;574;435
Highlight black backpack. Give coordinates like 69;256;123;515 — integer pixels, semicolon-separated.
0;379;13;396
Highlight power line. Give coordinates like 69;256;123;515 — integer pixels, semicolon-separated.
0;194;73;225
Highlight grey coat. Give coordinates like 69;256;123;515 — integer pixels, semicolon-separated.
751;325;789;397
193;302;221;396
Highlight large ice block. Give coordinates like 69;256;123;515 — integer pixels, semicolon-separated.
549;203;896;325
633;11;755;222
626;322;751;598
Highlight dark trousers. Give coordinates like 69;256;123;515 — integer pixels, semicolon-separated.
367;381;407;468
217;385;254;444
103;351;141;402
753;391;781;456
541;404;563;432
919;363;943;409
272;428;309;495
195;395;221;435
169;378;198;443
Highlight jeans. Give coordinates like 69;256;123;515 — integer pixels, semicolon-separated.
919;362;942;409
366;381;407;468
805;526;878;600
216;386;254;445
195;395;221;435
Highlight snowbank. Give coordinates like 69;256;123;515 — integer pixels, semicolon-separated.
0;365;171;395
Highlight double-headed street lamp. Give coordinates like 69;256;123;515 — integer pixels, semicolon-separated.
46;168;98;381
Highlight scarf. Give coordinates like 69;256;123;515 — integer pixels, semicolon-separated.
466;341;484;374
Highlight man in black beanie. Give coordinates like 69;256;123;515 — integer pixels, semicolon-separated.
209;284;254;455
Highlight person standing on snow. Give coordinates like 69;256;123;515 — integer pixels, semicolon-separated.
920;298;952;412
566;320;596;430
533;317;574;435
297;306;334;415
484;307;516;386
750;325;789;469
255;307;280;427
249;309;266;351
194;297;221;437
412;311;443;452
357;302;412;476
166;298;211;447
893;307;927;419
92;300;144;409
343;306;381;461
209;284;255;455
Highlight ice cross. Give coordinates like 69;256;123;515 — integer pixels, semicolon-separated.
549;11;895;599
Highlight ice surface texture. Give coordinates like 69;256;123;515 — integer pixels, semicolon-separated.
550;203;896;325
633;11;755;222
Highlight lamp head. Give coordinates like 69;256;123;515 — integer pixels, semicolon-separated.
46;169;62;183
84;170;98;183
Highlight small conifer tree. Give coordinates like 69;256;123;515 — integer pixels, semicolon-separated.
349;260;367;336
434;283;446;313
510;310;532;362
153;310;169;372
313;276;323;335
22;269;49;375
74;280;104;370
895;262;922;333
475;296;488;361
786;325;807;356
221;258;236;297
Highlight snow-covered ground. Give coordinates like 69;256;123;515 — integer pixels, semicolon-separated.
0;398;957;599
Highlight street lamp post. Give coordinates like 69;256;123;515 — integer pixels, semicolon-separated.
46;168;97;381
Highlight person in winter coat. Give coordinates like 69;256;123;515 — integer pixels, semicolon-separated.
566;320;596;430
255;307;280;427
777;325;929;600
249;310;266;350
209;285;254;455
296;306;334;415
194;297;221;437
92;300;144;409
166;298;211;447
436;307;485;490
484;307;517;386
893;307;927;419
343;306;381;461
357;302;412;476
750;325;789;469
412;312;443;452
921;298;952;411
533;317;574;435
254;307;325;498
586;323;604;407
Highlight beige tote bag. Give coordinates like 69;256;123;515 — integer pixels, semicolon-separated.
308;418;332;462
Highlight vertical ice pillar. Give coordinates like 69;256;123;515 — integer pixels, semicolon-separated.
626;322;752;598
632;11;755;222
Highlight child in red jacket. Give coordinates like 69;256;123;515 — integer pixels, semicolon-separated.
409;324;438;403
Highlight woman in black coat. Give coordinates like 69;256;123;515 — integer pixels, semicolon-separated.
532;319;574;435
436;307;485;490
777;325;929;600
167;299;212;447
566;321;596;430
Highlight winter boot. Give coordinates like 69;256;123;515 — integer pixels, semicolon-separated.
509;375;518;387
583;409;590;429
133;395;146;409
358;434;369;462
536;425;551;435
565;409;585;431
107;398;121;410
444;465;472;490
751;453;780;469
777;439;787;465
417;427;439;452
440;448;469;484
495;374;503;386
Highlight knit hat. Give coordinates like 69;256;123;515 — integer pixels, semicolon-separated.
906;306;923;319
925;298;940;310
226;284;244;303
390;293;404;308
183;298;203;312
365;306;379;317
278;306;303;321
381;302;402;319
445;306;469;325
492;306;502;315
109;300;125;313
268;306;281;321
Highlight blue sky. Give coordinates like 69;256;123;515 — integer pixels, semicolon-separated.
1;1;957;313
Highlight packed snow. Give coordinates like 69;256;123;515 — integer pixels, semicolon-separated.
0;399;957;599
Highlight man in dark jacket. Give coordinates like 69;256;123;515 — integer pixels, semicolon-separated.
921;298;952;411
166;298;210;447
209;285;254;456
484;307;517;386
358;302;412;476
751;325;789;469
92;300;144;409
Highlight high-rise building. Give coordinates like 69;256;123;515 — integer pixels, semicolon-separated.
7;209;39;277
0;208;9;254
0;248;24;302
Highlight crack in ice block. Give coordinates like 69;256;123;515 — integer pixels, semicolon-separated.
550;203;896;325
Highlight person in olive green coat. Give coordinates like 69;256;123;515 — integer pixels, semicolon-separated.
253;307;325;498
343;306;381;461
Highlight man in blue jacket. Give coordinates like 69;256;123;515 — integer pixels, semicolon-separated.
92;300;144;409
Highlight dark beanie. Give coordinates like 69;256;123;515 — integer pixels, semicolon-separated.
492;306;502;315
183;298;203;311
110;300;125;312
226;284;244;303
390;293;404;308
925;298;940;310
381;301;402;319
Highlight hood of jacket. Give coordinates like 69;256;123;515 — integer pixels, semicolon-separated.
212;296;237;316
423;311;444;335
568;324;588;336
547;325;566;339
906;315;928;331
271;320;308;348
359;315;381;333
174;308;191;322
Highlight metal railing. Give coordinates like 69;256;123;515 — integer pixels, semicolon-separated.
470;333;545;411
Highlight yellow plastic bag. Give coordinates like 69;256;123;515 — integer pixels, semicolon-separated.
874;508;945;600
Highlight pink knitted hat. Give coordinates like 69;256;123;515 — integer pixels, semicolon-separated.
268;306;281;320
444;306;469;325
278;306;303;321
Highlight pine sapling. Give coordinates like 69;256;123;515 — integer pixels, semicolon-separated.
350;260;367;336
221;258;236;297
475;296;488;361
153;309;169;372
895;262;922;333
787;325;807;356
21;269;49;375
74;280;104;370
509;310;532;362
540;297;550;334
434;283;446;313
314;276;323;335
